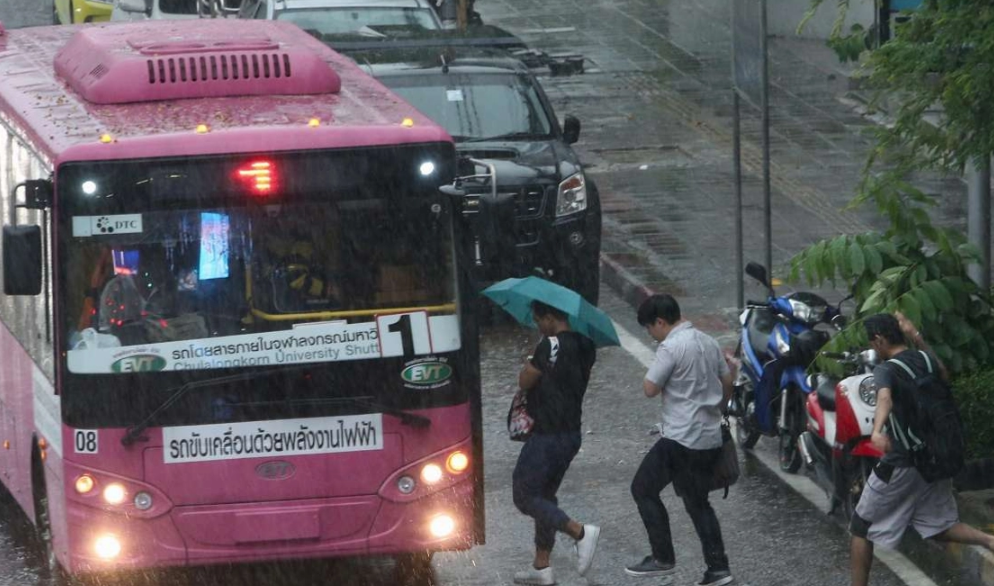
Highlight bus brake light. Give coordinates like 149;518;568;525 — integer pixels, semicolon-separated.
236;160;275;195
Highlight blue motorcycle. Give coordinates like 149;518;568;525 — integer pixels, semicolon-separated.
729;262;841;473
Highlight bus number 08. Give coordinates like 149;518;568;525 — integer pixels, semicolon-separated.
74;430;98;454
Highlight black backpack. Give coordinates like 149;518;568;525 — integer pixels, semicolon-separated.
888;351;966;483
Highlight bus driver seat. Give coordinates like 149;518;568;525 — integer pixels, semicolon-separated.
97;273;146;345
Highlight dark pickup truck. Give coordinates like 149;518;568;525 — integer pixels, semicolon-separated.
354;47;601;305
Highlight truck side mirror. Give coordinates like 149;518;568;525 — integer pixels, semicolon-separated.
563;116;581;144
118;0;150;14
3;225;42;296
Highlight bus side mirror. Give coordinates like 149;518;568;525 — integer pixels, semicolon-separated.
563;116;581;144
3;225;42;296
19;180;53;210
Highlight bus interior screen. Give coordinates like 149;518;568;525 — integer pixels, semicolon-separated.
198;212;230;281
112;249;139;276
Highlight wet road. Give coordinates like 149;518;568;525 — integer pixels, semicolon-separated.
0;3;980;586
0;284;964;586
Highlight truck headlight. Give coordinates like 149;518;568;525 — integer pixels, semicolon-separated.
556;173;587;217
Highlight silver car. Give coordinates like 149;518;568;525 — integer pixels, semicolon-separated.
236;0;442;37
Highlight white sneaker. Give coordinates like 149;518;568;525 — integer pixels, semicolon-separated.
574;524;600;576
513;566;555;585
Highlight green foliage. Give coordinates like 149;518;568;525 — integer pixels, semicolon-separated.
806;0;994;173
953;367;994;459
790;230;994;374
800;0;874;62
827;24;869;63
791;0;994;375
865;1;994;173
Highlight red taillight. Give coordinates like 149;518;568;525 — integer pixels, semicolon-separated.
236;160;275;194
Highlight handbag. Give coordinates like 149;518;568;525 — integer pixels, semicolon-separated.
708;418;740;498
507;388;534;442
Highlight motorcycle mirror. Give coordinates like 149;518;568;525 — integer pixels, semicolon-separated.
744;261;772;291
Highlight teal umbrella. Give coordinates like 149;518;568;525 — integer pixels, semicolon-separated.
481;276;621;347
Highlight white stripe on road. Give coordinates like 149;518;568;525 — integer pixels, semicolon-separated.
612;319;939;586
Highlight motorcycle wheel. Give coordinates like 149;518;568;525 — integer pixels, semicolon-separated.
842;458;875;522
732;346;760;449
736;397;760;449
778;388;804;473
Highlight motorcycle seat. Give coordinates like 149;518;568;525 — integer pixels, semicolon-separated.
816;378;836;411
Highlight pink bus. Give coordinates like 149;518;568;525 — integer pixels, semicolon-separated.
0;17;483;583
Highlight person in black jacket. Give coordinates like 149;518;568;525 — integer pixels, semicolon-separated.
511;301;600;586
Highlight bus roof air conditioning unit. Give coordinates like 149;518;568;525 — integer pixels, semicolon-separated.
54;21;341;105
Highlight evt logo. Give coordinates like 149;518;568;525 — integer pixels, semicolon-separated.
401;359;453;389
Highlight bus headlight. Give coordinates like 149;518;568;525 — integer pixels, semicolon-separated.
420;464;443;484
133;492;153;511
446;451;469;474
94;535;121;559
103;483;126;505
429;514;455;538
75;475;95;495
397;476;416;495
556;173;587;217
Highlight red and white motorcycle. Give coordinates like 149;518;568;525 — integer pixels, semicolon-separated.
798;350;884;520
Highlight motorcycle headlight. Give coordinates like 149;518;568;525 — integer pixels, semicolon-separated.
859;376;877;407
775;329;791;356
556;173;587;217
788;299;825;324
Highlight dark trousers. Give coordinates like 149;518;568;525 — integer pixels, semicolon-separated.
631;437;729;572
512;432;582;551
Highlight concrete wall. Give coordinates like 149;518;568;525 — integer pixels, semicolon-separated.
767;0;876;40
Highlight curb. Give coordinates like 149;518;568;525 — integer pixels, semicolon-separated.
599;253;655;311
597;251;994;585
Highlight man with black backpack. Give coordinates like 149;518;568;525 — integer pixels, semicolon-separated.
850;313;994;586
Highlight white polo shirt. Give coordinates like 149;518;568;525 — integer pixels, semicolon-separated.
645;321;728;450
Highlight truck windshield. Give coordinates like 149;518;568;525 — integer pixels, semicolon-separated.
382;73;553;141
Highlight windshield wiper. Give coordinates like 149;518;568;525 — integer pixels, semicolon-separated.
219;396;432;429
121;368;304;446
462;131;546;143
121;372;431;446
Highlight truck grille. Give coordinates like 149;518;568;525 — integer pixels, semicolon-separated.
514;186;547;218
460;185;548;219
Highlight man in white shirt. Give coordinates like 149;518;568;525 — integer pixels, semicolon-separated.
625;294;734;586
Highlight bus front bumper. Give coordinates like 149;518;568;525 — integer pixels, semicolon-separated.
65;480;475;573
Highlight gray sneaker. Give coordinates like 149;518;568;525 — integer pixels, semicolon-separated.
698;569;734;586
624;556;676;577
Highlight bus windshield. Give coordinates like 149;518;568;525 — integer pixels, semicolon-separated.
59;147;461;376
